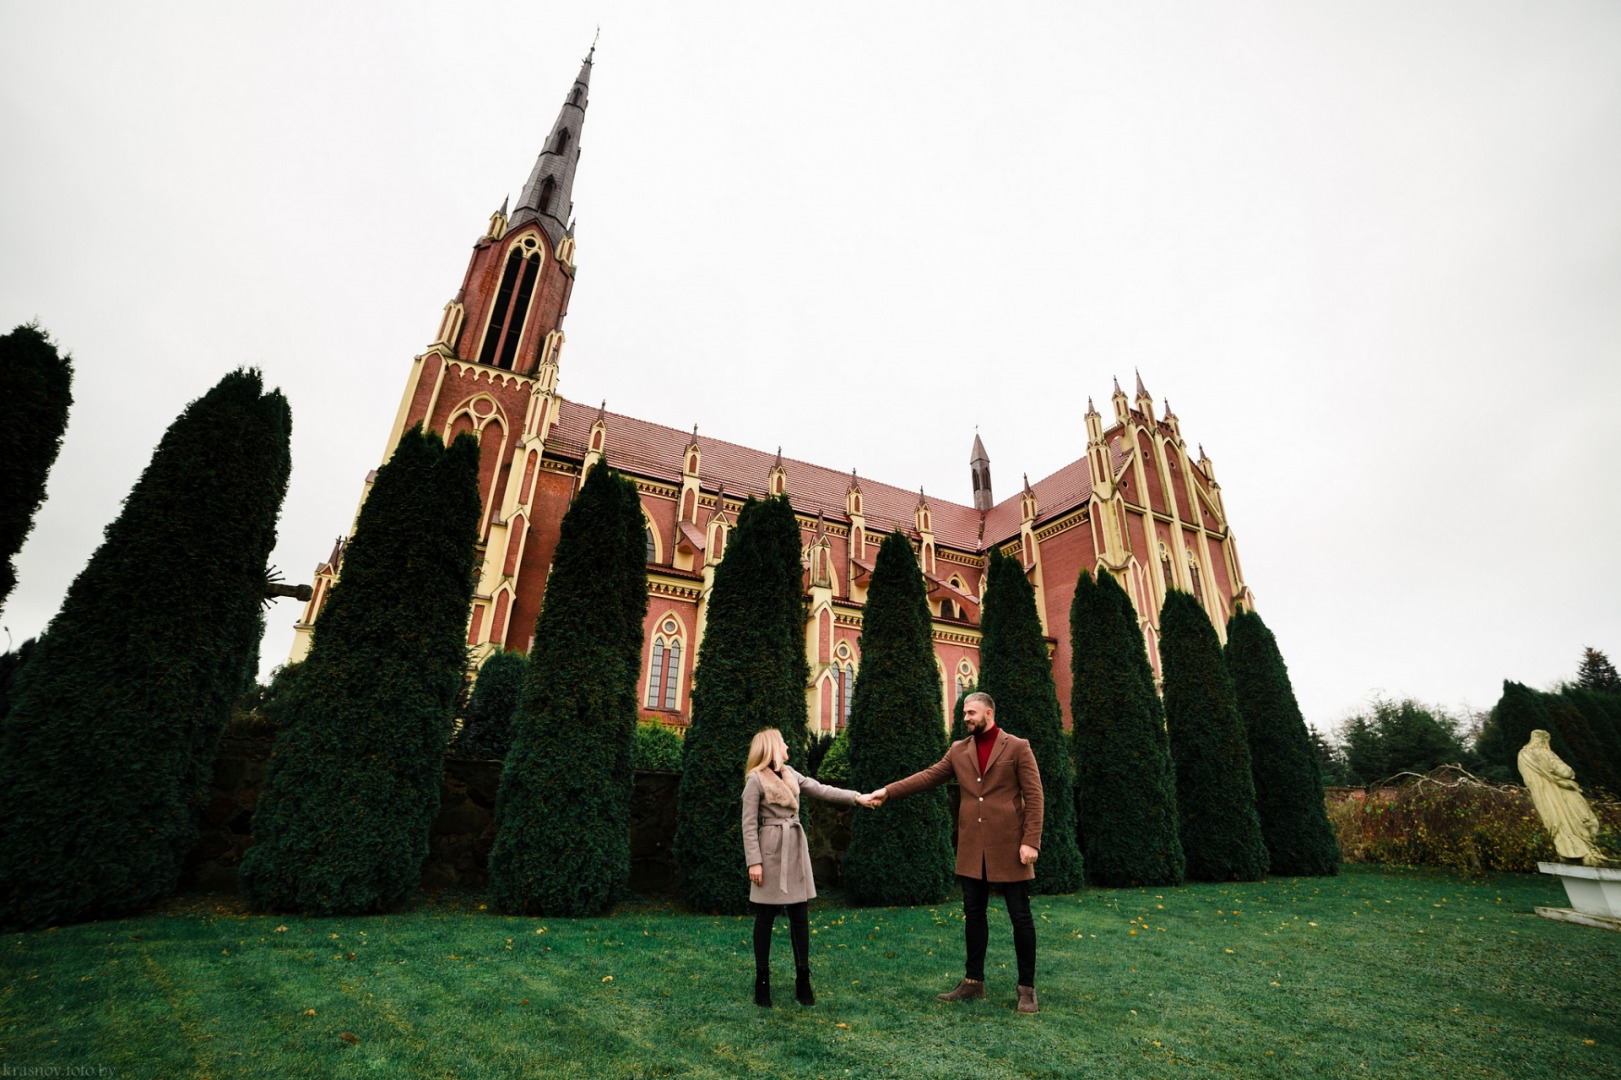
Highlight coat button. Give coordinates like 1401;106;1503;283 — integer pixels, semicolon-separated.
978;818;983;823
978;796;983;802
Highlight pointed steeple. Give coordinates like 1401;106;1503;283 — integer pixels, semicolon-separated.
969;430;993;512
509;44;595;245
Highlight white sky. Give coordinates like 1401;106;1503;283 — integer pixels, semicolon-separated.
2;2;1617;732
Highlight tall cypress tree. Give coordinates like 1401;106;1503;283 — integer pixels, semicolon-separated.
976;548;1084;893
950;681;973;744
842;531;956;906
240;425;480;915
673;496;809;914
1070;568;1183;887
1160;590;1268;882
452;650;528;759
0;369;290;929
489;464;647;916
1224;608;1339;877
1478;681;1574;779
1577;648;1621;695
0;323;74;614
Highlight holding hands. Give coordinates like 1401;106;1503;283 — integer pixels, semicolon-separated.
856;788;887;809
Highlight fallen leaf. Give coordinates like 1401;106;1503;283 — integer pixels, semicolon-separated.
304;1009;316;1016
339;1032;359;1045
274;926;288;933
347;953;356;960
329;933;339;939
520;999;530;1005
602;975;613;982
836;1023;850;1029
1225;949;1234;954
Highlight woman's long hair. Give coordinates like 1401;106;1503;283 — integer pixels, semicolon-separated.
744;728;788;776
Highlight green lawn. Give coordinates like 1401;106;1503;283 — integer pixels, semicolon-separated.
3;865;1617;1079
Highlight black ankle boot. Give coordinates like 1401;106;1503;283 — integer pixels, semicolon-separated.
795;967;814;1006
754;969;773;1008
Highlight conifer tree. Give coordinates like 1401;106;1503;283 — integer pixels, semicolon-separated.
488;464;647;916
1224;608;1339;876
950;681;973;743
452;650;528;759
673;496;809;914
1070;568;1183;887
842;531;956;906
0;324;74;614
1577;647;1621;695
1160;590;1268;882
976;548;1084;892
240;425;480;915
1477;681;1574;779
1561;688;1621;791
0;369;290;929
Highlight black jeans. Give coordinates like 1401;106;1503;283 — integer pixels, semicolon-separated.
959;873;1036;987
752;901;810;972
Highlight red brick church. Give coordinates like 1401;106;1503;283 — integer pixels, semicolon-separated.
289;50;1258;732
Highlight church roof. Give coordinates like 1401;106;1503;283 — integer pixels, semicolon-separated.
548;398;1129;553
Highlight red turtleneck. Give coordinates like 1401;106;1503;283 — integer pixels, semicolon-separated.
973;724;999;775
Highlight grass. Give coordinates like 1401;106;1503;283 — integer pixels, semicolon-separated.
2;865;1618;1079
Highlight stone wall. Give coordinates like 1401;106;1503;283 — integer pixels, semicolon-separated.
183;740;693;898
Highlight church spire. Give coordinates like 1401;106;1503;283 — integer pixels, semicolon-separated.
509;44;595;244
969;431;993;512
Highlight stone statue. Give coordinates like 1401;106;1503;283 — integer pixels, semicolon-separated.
1518;730;1609;867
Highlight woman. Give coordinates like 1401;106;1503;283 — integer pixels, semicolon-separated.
741;727;867;1007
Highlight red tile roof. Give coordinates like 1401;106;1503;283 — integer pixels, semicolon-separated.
548;398;1127;554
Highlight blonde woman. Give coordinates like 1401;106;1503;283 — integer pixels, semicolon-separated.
742;727;872;1007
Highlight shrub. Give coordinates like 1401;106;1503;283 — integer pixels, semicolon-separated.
1577;647;1621;695
1070;568;1183;887
1160;589;1268;882
976;548;1083;893
1225;608;1339;877
673;496;808;914
453;651;527;759
240;425;481;916
1326;767;1621;874
0;323;74;614
1477;682;1576;783
803;730;836;778
636;721;685;772
816;726;851;784
0;368;290;930
842;531;956;906
1341;697;1479;784
489;464;647;917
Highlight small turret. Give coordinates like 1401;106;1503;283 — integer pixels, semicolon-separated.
768;447;787;496
1134;370;1155;424
1112;376;1130;424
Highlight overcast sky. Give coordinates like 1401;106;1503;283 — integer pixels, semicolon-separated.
2;2;1617;732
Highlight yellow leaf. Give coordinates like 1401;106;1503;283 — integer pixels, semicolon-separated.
304;1009;316;1016
602;975;613;982
836;1023;850;1029
1225;949;1234;954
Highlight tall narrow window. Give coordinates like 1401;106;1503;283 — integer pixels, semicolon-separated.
663;639;681;710
1187;555;1204;605
477;252;524;367
839;662;855;726
646;639;667;708
553;127;571;155
645;525;657;563
494;256;539;370
537;176;556;214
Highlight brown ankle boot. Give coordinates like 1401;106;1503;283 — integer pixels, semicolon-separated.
937;978;986;1002
1016;984;1039;1014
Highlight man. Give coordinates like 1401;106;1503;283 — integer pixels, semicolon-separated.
865;691;1044;1014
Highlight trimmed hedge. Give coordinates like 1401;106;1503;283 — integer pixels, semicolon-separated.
842;531;956;906
0;323;74;614
635;722;685;773
976;548;1083;893
0;368;290;929
452;650;527;759
240;425;481;915
489;463;648;916
673;496;808;914
1225;608;1339;876
1069;569;1183;887
1160;589;1268;882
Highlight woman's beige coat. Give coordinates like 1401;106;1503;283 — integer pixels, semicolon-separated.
741;766;859;904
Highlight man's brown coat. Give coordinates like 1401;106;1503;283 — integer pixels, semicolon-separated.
884;729;1045;882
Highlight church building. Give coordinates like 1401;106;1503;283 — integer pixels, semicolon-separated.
289;50;1258;732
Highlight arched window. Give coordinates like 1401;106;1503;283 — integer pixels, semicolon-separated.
837;662;855;727
478;240;541;370
1186;552;1204;605
645;525;657;563
537;175;556;214
570;88;582;106
1159;541;1176;596
646;618;684;710
553;128;572;155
